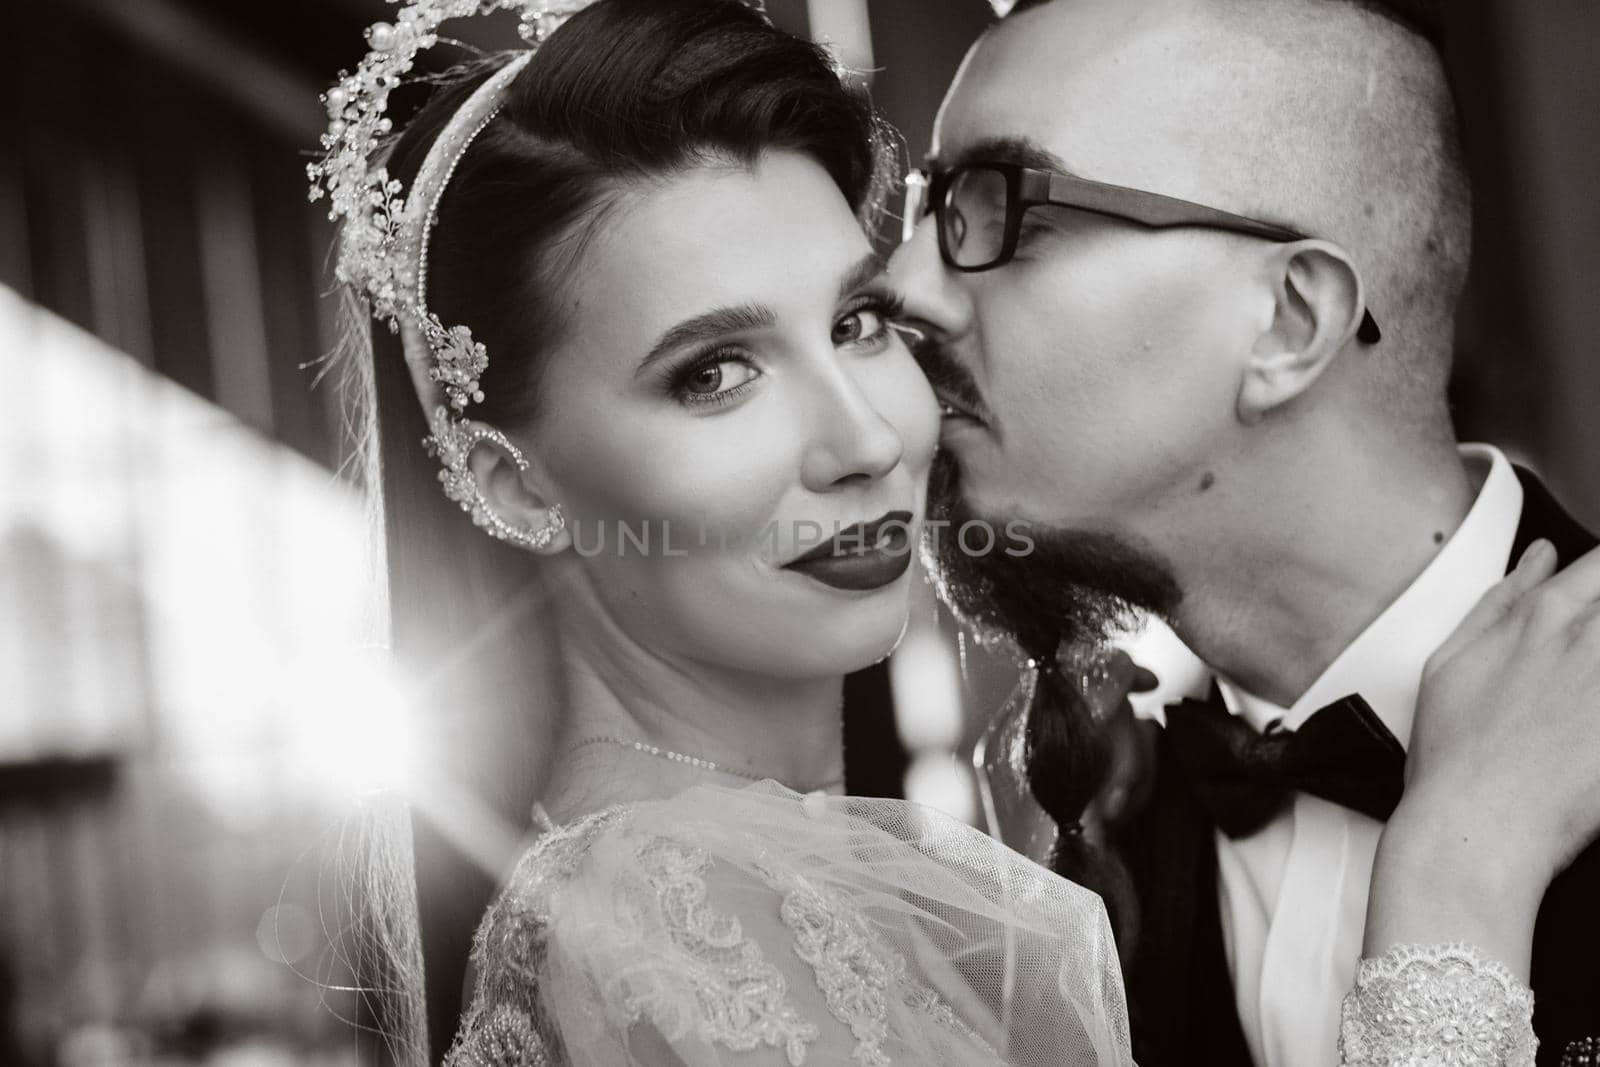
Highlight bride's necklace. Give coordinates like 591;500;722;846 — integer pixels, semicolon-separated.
567;735;846;794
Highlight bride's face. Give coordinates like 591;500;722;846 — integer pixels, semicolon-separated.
529;149;939;677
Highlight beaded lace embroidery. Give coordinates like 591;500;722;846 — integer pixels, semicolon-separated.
447;807;632;1067
771;870;895;1066
627;837;820;1064
1563;1036;1600;1067
766;866;996;1064
449;1002;554;1067
1339;942;1537;1066
447;804;1006;1065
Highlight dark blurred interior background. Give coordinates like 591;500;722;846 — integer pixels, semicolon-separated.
2;0;1595;1063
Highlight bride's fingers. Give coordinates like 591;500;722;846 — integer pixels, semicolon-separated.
1531;541;1600;612
1429;540;1556;665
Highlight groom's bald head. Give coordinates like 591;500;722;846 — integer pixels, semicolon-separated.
962;0;1470;413
889;0;1478;568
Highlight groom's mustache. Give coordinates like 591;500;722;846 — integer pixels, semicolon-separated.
904;329;993;426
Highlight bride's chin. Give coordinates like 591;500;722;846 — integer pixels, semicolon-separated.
830;603;913;674
736;578;915;677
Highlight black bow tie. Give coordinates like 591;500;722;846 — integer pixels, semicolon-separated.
1163;685;1406;838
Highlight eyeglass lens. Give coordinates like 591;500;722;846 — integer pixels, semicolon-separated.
943;166;1010;268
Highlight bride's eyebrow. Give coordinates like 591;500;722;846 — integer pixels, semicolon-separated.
639;303;776;370
637;253;888;372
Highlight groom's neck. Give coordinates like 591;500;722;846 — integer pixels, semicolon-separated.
1162;428;1477;707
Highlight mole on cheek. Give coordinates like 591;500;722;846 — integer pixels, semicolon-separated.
1199;472;1216;492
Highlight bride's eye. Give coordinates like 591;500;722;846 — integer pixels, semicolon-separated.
832;293;903;349
832;308;885;346
672;351;760;408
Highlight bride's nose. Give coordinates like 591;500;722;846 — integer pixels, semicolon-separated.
799;370;905;491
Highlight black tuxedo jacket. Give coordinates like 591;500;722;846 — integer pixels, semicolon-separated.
1119;467;1599;1066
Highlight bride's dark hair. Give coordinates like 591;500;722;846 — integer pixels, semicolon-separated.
333;1;896;1060
926;453;1181;962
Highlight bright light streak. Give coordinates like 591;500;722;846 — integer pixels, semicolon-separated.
904;752;978;826
889;611;965;752
275;648;419;799
806;0;874;79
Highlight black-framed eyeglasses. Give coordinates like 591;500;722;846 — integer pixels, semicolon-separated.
904;161;1381;345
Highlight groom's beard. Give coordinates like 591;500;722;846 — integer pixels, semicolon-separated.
923;451;1183;663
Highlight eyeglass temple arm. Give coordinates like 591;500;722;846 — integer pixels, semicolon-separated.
1041;172;1300;240
897;169;1382;345
1042;174;1382;343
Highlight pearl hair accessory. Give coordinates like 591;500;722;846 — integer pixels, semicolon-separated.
425;412;567;549
307;1;598;549
310;1;781;549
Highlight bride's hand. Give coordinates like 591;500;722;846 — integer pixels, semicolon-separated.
1404;539;1600;879
1366;539;1600;973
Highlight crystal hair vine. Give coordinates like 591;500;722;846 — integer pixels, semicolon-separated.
308;0;781;549
307;0;605;550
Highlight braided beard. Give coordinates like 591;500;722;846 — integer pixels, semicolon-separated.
921;451;1182;663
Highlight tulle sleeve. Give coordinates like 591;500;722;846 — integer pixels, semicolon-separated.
447;782;1133;1066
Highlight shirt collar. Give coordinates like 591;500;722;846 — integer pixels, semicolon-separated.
1217;444;1524;747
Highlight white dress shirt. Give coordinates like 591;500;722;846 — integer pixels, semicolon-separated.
1123;444;1525;1067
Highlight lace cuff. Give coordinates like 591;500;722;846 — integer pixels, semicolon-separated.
1339;942;1536;1066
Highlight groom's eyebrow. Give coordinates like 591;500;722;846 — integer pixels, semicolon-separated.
836;251;889;301
930;136;1078;175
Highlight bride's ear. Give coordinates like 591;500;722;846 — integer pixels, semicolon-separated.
467;428;572;555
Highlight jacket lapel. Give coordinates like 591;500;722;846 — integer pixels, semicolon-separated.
1507;467;1600;1064
1120;722;1253;1065
1509;465;1594;569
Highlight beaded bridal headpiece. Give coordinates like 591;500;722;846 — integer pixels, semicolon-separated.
308;0;605;550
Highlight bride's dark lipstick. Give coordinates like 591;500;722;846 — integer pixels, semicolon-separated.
784;511;915;591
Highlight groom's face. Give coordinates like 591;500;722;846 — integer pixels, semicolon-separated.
890;0;1262;541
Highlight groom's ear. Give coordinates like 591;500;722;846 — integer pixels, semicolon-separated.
1237;241;1368;424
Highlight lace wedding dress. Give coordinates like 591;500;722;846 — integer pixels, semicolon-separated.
444;781;1133;1066
444;780;1541;1065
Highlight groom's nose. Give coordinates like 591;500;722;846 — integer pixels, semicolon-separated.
887;215;976;348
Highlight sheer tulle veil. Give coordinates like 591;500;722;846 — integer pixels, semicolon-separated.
327;227;573;1066
328;270;427;1066
323;94;569;1059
